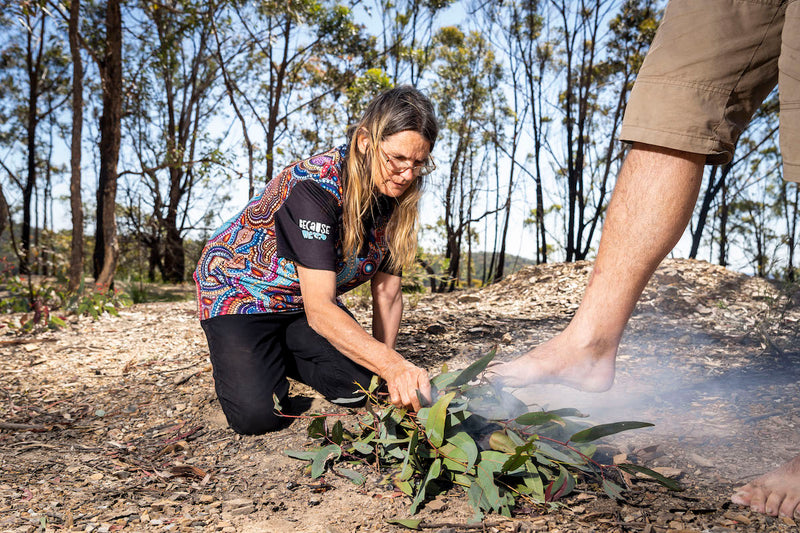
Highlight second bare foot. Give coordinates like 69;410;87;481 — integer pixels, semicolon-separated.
731;454;800;517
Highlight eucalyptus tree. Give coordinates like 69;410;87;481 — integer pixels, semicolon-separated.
510;0;551;266
548;0;657;261
688;95;779;264
68;0;85;291
429;26;504;291
777;179;799;281
64;0;125;287
0;1;70;273
370;0;454;85
215;0;376;188
473;0;545;279
123;0;226;283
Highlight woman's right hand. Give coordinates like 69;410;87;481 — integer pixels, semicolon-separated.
382;359;431;411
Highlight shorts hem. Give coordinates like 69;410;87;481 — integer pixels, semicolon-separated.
619;125;732;166
784;162;800;183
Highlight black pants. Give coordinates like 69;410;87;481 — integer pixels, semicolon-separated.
200;311;375;435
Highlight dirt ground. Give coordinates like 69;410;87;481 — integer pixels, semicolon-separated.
1;258;799;532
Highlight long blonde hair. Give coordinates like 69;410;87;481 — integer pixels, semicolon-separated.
342;86;439;273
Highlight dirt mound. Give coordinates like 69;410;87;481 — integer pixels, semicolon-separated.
0;259;798;532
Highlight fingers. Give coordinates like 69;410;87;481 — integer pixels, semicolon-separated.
417;373;432;406
385;363;430;412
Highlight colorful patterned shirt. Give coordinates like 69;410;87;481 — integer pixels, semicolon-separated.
194;145;395;320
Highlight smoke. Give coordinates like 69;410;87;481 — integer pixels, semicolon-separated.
487;325;800;480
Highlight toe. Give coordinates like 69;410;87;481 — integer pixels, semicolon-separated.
731;488;751;506
747;486;768;514
764;491;785;516
779;493;800;518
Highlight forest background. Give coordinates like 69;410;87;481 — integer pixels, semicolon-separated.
1;0;797;318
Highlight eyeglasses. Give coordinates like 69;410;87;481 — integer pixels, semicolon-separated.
382;153;436;177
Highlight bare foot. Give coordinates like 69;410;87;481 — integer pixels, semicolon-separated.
731;454;800;517
488;326;618;392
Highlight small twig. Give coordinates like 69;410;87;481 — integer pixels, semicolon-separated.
0;421;53;431
0;338;58;346
416;520;510;530
153;363;204;375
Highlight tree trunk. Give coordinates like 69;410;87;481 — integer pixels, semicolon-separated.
0;184;9;239
22;15;46;274
94;0;123;288
68;0;84;292
718;178;729;267
690;163;731;259
147;237;163;282
163;223;185;282
786;184;798;281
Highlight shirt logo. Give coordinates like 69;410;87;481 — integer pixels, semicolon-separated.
299;218;330;241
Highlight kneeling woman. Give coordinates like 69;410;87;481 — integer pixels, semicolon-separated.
195;87;437;435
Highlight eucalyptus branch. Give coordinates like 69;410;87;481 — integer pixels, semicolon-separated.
285;350;675;521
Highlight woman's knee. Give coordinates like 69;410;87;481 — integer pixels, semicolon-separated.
220;399;289;435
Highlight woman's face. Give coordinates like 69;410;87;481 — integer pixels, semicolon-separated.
360;130;431;198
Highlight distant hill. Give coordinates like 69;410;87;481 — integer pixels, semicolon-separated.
413;251;537;290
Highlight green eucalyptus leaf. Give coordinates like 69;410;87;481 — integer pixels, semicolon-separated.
430;370;459;390
410;458;442;514
351;441;374;455
450;348;497;387
535;441;582;464
488;430;516;453
478;450;509;473
617;463;684;491
467;482;485;521
307;416;326;438
284;449;317;461
424;392;455;448
311;444;341;478
438;443;467;473
515;411;565;426
465;385;529;420
415;407;430;426
448;431;478;473
601;478;626;500
336;467;366;485
331;420;344;445
506;429;526;446
386;518;422;530
522;472;545;501
368;374;381;393
569;421;654;443
396;480;414;496
501;441;534;474
476;463;501;511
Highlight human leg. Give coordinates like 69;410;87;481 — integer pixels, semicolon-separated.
730;2;800;516
201;313;294;434
283;311;377;406
490;144;704;391
491;0;785;391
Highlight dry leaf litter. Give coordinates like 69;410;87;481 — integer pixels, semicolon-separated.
1;258;799;532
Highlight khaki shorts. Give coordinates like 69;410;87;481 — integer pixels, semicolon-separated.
620;0;799;182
